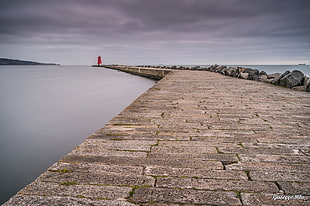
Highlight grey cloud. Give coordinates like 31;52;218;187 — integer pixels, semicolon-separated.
0;0;309;64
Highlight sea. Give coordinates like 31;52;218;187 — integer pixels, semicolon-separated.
0;65;154;204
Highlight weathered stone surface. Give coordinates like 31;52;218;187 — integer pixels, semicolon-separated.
243;68;259;80
150;145;216;153
223;67;235;76
267;73;281;79
304;75;310;92
156;177;278;193
19;182;131;200
145;166;247;180
272;70;291;85
48;162;144;175
61;155;224;169
239;72;249;79
3;195;136;206
132;187;242;205
226;162;310;172
147;153;238;163
250;170;310;182
292;85;306;91
241;193;309;206
239;154;310;164
259;71;268;81
41;171;155;186
279;70;304;88
279;182;310;195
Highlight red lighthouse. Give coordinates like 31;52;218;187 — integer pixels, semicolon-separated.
97;56;102;66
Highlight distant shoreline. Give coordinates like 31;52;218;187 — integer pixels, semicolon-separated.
0;58;59;66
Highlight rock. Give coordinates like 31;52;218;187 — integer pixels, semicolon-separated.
267;73;281;79
235;67;245;78
259;71;268;81
216;66;226;74
303;76;310;92
292;86;306;91
239;72;249;79
243;68;259;80
231;67;239;77
279;70;304;88
223;67;235;76
262;79;273;84
272;70;290;85
209;64;219;72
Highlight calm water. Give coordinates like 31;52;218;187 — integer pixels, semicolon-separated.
0;65;154;204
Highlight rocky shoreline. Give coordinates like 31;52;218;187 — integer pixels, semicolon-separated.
136;65;310;92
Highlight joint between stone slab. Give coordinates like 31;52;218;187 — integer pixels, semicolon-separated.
245;171;252;181
216;147;224;154
235;191;243;205
274;181;285;194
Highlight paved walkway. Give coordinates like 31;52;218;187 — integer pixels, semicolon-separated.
4;70;310;205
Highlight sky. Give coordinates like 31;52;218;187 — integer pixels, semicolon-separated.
0;0;310;65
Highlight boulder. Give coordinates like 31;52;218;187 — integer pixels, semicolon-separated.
259;71;268;81
223;67;235;76
231;67;239;77
243;68;259;80
272;70;291;85
236;67;245;78
216;65;226;74
292;86;306;91
262;78;274;84
239;72;249;79
208;64;218;72
279;70;304;88
267;73;281;79
304;76;310;92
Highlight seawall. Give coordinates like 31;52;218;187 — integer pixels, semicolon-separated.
100;65;171;80
3;66;310;205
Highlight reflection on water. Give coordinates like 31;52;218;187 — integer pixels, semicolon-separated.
0;65;154;204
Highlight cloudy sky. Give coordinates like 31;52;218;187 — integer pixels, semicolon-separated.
0;0;309;65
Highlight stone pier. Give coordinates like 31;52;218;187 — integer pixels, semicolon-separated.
3;66;310;205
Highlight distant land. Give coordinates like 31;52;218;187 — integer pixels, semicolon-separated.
0;58;59;65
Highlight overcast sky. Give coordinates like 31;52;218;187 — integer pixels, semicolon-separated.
0;0;310;65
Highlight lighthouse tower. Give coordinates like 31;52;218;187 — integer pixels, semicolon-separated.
97;56;102;66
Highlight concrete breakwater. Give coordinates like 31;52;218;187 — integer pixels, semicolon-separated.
3;66;310;205
100;65;171;80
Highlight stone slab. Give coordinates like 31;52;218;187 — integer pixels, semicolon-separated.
156;177;278;193
241;193;310;206
279;182;310;196
3;195;136;206
250;170;310;182
131;187;242;205
145;166;247;180
41;171;155;187
61;155;224;169
48;162;144;175
19;181;131;200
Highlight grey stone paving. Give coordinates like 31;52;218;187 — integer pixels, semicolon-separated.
3;69;310;205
